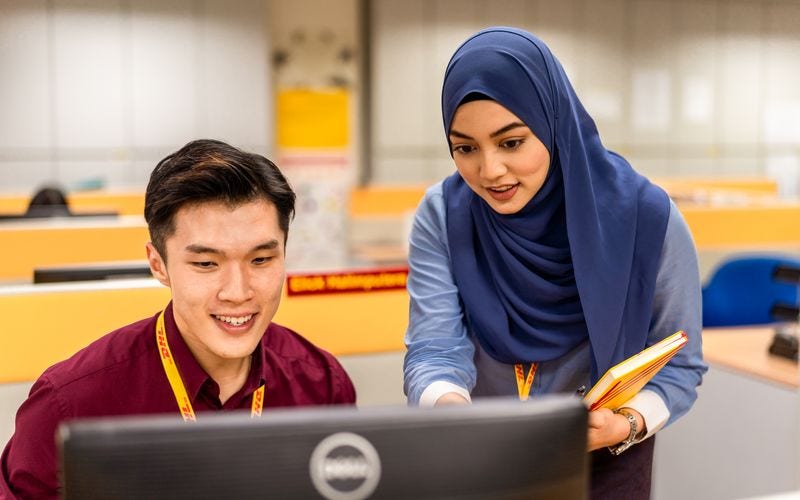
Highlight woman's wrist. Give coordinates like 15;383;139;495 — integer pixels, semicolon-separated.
619;407;647;439
434;392;470;406
607;407;647;455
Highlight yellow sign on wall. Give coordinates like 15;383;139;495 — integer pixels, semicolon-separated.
277;88;349;148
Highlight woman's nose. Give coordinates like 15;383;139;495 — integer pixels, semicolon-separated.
481;150;508;181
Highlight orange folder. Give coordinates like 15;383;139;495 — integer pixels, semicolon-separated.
584;330;688;411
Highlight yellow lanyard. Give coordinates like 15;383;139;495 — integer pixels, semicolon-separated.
156;310;264;421
513;363;538;401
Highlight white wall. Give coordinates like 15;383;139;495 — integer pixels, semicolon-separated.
268;0;358;90
0;0;271;192
370;0;800;186
5;0;798;191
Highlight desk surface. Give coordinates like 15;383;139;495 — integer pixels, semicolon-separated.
703;327;799;388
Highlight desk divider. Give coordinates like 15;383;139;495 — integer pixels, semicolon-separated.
0;217;150;281
0;279;407;383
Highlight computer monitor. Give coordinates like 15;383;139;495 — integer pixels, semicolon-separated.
33;261;152;284
59;396;588;500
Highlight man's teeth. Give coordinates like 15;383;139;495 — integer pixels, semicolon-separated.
215;314;253;326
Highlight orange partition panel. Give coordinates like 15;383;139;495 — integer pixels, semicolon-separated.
0;280;407;383
349;186;427;216
681;203;800;248
0;190;144;216
0;218;150;281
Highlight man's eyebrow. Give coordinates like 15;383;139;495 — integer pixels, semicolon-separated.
449;121;528;140
185;244;222;255
253;240;279;251
183;240;280;256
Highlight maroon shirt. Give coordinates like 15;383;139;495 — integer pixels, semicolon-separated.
0;304;356;499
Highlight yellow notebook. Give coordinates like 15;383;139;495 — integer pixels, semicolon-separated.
584;330;688;411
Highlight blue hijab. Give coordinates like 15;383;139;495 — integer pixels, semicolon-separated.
441;27;670;383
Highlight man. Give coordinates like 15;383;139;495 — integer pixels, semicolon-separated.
0;140;356;499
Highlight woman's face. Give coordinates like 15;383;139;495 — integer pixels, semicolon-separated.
449;100;551;215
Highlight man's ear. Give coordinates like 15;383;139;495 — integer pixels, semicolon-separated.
146;242;171;287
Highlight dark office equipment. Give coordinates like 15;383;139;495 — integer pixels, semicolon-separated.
772;264;800;285
59;396;588;500
24;204;71;217
769;263;800;362
769;303;800;322
768;328;799;361
33;261;152;284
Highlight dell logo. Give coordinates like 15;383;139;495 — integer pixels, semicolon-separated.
323;456;370;481
309;432;381;500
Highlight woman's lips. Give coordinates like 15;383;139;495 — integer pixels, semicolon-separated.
486;183;519;201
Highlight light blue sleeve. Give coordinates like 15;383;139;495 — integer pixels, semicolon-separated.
403;182;476;405
644;199;709;426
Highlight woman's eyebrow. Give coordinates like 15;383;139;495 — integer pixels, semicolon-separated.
449;121;527;140
489;122;527;138
449;129;473;140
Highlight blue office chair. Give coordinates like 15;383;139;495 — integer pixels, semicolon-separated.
702;254;800;327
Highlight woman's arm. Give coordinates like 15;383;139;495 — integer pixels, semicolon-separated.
587;201;707;451
619;200;709;441
403;183;477;406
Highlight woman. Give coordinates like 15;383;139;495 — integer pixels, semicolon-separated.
403;27;707;498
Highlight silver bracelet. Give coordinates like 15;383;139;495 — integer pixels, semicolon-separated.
607;408;638;456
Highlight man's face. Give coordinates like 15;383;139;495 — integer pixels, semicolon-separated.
146;199;285;369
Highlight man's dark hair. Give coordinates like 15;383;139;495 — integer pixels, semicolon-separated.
144;139;295;260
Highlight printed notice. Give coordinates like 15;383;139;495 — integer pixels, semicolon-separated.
287;267;408;296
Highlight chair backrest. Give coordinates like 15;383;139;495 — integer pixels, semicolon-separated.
702;254;800;327
26;185;70;217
